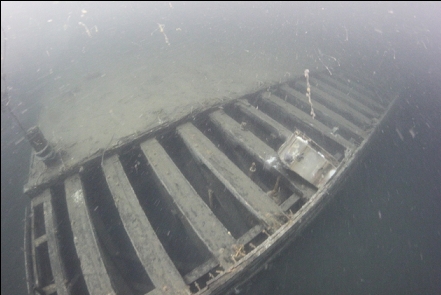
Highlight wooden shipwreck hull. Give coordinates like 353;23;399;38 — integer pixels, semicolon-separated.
23;70;399;295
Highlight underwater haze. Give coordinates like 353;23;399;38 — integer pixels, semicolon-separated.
2;2;440;295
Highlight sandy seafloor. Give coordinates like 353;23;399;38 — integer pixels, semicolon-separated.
36;29;320;171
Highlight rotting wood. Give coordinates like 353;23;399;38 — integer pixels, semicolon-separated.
33;234;47;247
102;155;188;294
140;138;235;267
64;174;121;295
279;84;367;141
177;122;286;229
259;92;355;151
209;110;306;198
24;207;34;294
334;72;387;106
296;80;372;127
235;224;264;246
310;77;378;118
183;257;219;285
42;189;70;295
280;194;302;212
235;100;292;141
30;194;47;290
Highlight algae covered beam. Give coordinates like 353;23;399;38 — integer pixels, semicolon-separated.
177;122;286;229
102;155;187;293
140;138;235;268
65;174;124;294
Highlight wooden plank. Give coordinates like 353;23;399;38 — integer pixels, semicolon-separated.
311;79;381;118
209;110;304;196
30;195;46;289
24;207;34;295
260;93;355;151
296;80;372;127
183;257;219;284
42;189;70;295
315;74;385;113
34;234;48;247
280;84;367;141
280;194;301;212
42;284;57;294
334;72;388;106
140;138;235;265
210;110;277;165
236;225;264;246
235;100;292;140
311;78;383;118
102;155;187;293
177;123;286;229
64;174;117;295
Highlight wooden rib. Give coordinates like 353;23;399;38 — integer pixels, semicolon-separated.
30;194;46;289
235;100;292;140
183;257;219;284
209;110;304;196
311;78;382;118
102;155;187;293
311;77;379;117
140;138;235;264
42;189;69;294
177;122;286;228
64;174;117;295
296;80;372;127
334;72;388;106
24;207;34;295
33;234;47;247
315;73;385;113
236;225;264;246
260;93;355;151
42;284;57;294
280;194;301;212
280;84;367;141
